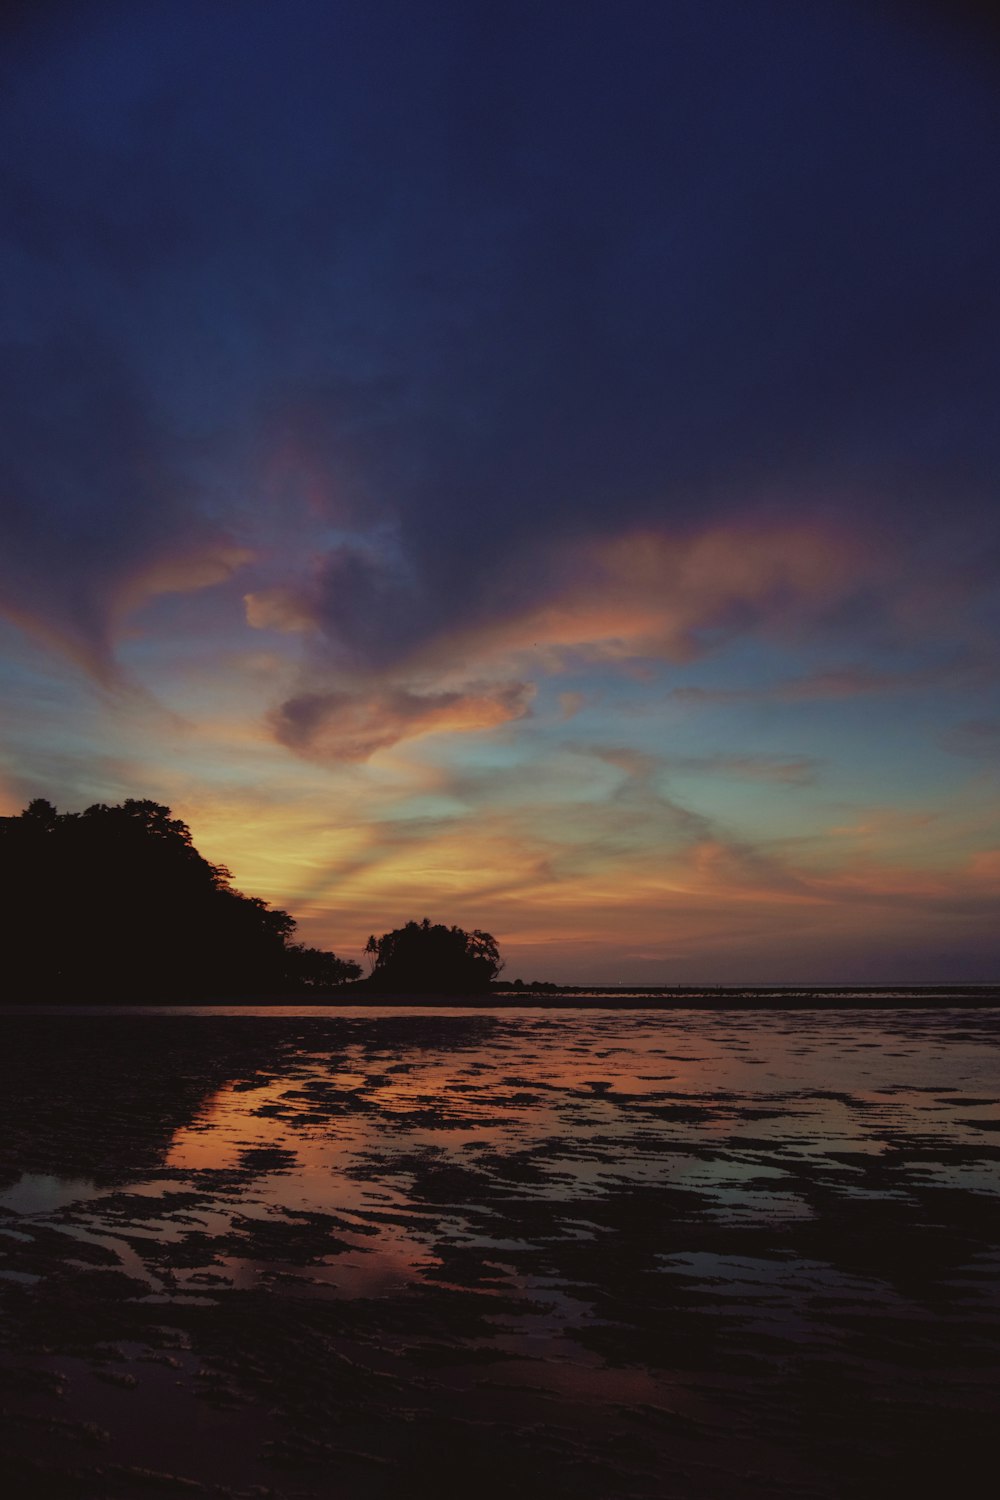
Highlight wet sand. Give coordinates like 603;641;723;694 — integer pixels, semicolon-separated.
1;1007;998;1498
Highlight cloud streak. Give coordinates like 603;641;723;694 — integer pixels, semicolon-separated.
257;518;869;757
271;682;534;762
670;661;987;706
0;331;251;682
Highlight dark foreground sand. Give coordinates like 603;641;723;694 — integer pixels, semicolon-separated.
1;1007;998;1499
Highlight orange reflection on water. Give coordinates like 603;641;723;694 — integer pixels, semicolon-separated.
161;1008;1000;1250
4;1004;998;1500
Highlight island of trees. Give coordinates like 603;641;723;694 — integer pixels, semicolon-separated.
0;798;503;1002
364;919;502;994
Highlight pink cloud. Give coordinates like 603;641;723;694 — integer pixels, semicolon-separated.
420;520;863;672
252;516;877;759
271;682;534;761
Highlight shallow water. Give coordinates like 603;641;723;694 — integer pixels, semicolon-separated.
0;1007;997;1498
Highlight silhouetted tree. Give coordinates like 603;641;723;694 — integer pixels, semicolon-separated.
0;798;361;1001
283;944;362;989
365;918;503;993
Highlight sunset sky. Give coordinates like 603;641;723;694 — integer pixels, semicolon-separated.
2;1;999;982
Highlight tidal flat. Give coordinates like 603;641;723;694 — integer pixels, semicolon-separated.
0;1007;997;1499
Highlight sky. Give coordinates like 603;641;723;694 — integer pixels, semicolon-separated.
2;0;999;983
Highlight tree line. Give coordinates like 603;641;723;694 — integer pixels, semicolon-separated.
0;798;503;1001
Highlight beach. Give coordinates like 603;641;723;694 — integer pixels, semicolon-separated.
1;1006;997;1497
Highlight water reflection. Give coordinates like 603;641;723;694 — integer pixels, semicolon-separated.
0;1172;99;1216
0;1008;997;1498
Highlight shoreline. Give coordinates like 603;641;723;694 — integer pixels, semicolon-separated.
3;985;1000;1011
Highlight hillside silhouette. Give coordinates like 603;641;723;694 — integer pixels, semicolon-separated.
0;798;361;1002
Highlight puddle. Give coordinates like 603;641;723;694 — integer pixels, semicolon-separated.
0;1172;99;1215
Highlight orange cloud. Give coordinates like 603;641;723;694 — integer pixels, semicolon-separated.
406;519;862;677
247;519;862;676
117;544;253;620
271;682;534;761
252;517;867;759
244;585;317;633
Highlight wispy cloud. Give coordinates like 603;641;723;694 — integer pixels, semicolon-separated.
674;753;819;785
257;518;870;758
270;682;534;762
574;743;819;787
670;661;980;706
